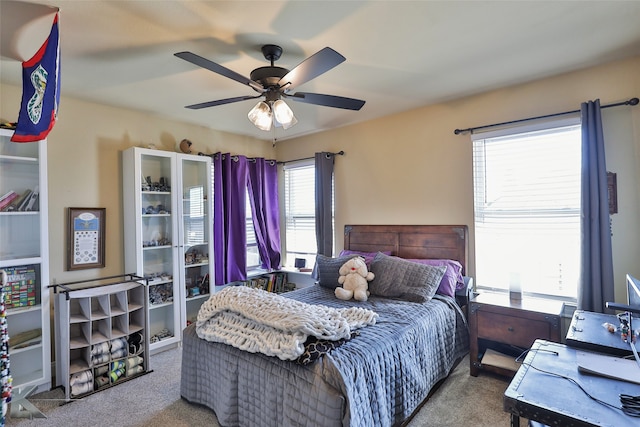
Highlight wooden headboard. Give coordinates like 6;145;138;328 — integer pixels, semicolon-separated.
343;225;468;275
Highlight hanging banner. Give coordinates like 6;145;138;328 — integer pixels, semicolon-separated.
11;11;61;143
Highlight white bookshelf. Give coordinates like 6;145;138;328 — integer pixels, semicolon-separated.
0;129;51;394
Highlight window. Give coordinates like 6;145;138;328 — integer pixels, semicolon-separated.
472;119;581;300
283;160;318;269
245;191;261;271
184;186;205;245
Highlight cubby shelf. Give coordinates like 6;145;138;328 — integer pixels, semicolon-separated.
53;274;150;402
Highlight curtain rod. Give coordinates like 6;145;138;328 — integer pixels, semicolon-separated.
277;151;344;165
453;97;639;135
197;152;277;164
198;151;344;165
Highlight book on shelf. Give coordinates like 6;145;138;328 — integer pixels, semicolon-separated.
266;273;275;292
0;186;39;212
275;273;287;293
0;191;19;211
0;191;16;203
24;185;39;211
240;272;290;294
6;189;31;211
3;264;39;309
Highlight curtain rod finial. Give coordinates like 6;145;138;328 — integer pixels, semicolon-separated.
629;97;639;106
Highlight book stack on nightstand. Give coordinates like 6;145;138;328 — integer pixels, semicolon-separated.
468;292;563;377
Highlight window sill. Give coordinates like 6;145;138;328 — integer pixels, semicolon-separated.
474;289;576;318
280;267;313;276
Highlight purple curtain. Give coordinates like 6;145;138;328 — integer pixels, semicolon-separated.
247;158;281;270
212;153;248;285
578;99;615;312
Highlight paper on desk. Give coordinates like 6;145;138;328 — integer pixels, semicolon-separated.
577;350;640;384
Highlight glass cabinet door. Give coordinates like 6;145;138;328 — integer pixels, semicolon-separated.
138;151;180;349
123;147;214;352
177;154;213;327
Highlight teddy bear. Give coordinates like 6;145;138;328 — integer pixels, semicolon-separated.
335;256;375;301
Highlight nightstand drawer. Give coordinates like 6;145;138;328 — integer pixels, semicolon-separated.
477;311;551;349
468;292;563;377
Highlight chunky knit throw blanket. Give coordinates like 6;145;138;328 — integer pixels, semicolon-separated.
196;286;378;360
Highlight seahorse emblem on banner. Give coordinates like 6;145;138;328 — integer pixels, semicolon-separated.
27;64;48;125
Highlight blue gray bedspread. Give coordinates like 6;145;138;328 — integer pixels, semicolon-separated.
180;285;469;427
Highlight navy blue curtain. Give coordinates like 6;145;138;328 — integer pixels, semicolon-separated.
578;99;615;312
315;152;334;257
247;158;281;270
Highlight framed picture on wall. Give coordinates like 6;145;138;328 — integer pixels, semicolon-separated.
67;207;106;270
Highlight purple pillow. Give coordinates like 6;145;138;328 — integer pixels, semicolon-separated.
339;249;392;266
406;259;464;298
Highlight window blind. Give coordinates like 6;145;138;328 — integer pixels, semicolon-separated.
245;191;261;270
472;121;581;299
283;161;317;267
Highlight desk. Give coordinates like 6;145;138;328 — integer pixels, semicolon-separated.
566;310;636;356
504;340;640;427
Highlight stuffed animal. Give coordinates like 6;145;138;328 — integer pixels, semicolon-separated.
335;256;375;301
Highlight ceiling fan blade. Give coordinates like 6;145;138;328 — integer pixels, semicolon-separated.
185;95;262;110
278;47;345;92
288;92;365;111
175;51;264;92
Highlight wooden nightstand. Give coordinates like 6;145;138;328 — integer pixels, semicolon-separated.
468;292;563;377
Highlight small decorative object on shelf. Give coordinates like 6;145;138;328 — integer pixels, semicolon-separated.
149;328;172;343
142;176;170;192
149;283;174;305
185;248;208;265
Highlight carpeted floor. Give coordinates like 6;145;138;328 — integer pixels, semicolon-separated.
7;347;517;426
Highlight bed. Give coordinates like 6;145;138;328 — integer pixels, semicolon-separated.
180;224;470;427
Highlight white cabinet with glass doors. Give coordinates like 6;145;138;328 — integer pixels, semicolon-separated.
0;129;51;393
122;147;213;353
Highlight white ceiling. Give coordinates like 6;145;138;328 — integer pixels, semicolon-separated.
2;1;640;142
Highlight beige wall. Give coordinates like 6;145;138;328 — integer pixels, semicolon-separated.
275;55;640;302
2;55;639;302
0;85;274;286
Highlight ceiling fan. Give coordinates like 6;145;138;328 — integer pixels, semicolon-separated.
174;44;365;131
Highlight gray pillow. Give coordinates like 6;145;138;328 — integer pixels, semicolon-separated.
315;254;359;289
369;252;446;302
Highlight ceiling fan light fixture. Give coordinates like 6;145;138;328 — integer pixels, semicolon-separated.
281;114;298;130
177;45;365;133
273;99;297;130
248;101;273;131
